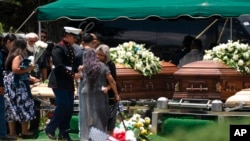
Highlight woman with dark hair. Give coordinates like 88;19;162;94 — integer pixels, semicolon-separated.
1;34;17;61
95;44;118;135
79;48;120;141
0;34;17;140
4;38;36;139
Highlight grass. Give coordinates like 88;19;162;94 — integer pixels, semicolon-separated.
157;117;250;141
20;110;250;140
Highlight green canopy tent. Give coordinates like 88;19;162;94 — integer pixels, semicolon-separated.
38;0;250;21
35;0;250;44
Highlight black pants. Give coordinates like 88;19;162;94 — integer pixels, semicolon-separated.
29;100;41;133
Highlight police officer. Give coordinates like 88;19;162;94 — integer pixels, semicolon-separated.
45;27;82;141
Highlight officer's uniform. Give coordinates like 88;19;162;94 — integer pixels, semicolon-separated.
45;27;81;140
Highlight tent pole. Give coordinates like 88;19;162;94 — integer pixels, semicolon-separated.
38;21;41;40
217;18;228;43
230;18;233;40
196;19;218;39
15;8;37;33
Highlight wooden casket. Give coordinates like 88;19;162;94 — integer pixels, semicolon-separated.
173;60;250;101
116;62;178;100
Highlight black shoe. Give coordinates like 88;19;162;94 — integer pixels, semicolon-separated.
0;135;17;140
58;134;73;141
21;134;35;139
45;129;56;140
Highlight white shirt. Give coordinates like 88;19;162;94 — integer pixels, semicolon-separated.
178;49;203;68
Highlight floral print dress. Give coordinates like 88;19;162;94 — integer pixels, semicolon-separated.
3;59;35;122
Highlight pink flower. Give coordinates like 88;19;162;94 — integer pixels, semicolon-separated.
112;128;126;141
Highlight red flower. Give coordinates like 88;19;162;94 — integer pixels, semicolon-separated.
48;112;54;118
112;131;126;141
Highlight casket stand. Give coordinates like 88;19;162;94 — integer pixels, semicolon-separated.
31;83;79;113
173;60;250;101
116;62;177;100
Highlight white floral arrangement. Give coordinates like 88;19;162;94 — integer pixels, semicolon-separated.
110;41;162;77
30;40;48;64
203;40;250;74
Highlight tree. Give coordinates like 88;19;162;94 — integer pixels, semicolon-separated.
0;0;55;33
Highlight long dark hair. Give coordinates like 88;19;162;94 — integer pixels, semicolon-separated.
82;48;101;89
3;33;17;44
5;38;27;71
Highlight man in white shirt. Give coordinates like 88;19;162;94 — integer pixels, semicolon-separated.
178;39;203;68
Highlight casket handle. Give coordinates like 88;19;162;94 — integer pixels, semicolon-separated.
145;82;154;91
186;81;208;91
123;84;133;92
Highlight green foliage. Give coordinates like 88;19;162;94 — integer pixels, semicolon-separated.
1;0;21;5
43;79;49;84
0;22;3;36
0;0;56;32
9;27;14;33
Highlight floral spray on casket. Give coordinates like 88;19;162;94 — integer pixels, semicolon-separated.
203;40;250;74
110;41;162;77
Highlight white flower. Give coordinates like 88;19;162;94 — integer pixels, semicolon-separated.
223;56;229;61
35;40;48;49
28;56;34;65
125;130;136;141
243;52;250;59
238;60;244;66
123;42;129;48
203;54;212;60
126;51;133;57
232;54;239;61
116;58;124;64
33;40;48;64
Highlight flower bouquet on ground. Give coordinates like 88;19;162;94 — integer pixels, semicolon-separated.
40;110;54;130
203;40;250;74
110;111;154;141
110;41;162;77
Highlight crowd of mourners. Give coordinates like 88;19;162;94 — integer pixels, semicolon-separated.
0;26;120;141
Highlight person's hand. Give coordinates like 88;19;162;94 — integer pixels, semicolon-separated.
102;86;108;94
114;95;120;101
78;65;84;72
27;64;35;72
0;87;5;95
74;72;81;80
30;76;40;84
